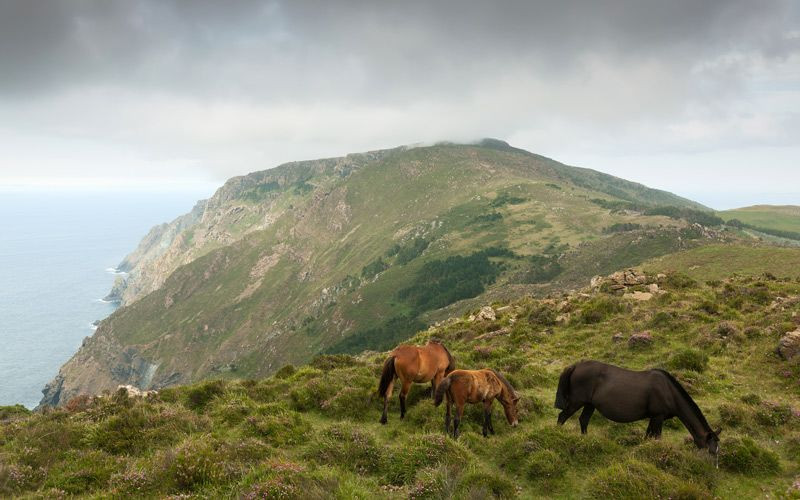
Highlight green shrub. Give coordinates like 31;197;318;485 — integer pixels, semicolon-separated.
718;403;750;428
0;405;31;421
668;348;709;372
243;403;312;446
719;437;781;475
306;423;384;475
456;469;516;498
43;449;119;495
185;379;226;410
160;436;241;491
755;402;792;427
579;296;625;324
274;364;296;379
385;433;470;485
525;302;557;327
632;440;715;482
525;449;564;481
586;459;711;499
664;272;697;290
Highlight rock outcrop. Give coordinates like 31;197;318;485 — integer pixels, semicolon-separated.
778;330;800;360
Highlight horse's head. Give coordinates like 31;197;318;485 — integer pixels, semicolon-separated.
502;392;521;427
704;427;722;468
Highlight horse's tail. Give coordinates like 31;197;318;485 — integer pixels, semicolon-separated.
555;364;575;409
434;376;452;407
377;355;396;397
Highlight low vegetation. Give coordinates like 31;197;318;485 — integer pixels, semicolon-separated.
3;272;799;498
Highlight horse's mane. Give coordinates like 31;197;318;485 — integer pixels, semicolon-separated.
654;369;711;431
489;369;517;399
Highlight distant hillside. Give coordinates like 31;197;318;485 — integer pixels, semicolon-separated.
41;140;731;406
721;205;800;242
7;271;800;498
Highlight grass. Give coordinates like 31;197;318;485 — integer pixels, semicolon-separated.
5;271;800;498
721;205;800;234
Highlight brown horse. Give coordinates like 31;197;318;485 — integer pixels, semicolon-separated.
378;340;455;424
555;360;722;460
434;369;520;438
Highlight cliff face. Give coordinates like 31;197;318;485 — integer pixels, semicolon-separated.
41;141;718;407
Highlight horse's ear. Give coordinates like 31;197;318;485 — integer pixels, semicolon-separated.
714;427;722;437
513;393;520;403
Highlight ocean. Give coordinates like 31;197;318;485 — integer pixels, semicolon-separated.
0;189;211;408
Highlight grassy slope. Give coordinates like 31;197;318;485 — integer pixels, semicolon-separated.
642;244;800;283
4;270;800;498
721;206;800;234
83;142;719;387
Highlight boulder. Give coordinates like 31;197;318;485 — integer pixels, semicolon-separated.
612;332;625;343
625;291;653;301
476;306;496;321
628;331;654;348
777;330;800;360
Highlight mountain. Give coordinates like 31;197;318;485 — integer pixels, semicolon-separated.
720;205;800;243
41;140;729;407
7;270;800;497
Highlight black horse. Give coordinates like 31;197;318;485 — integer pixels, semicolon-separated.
555;361;721;458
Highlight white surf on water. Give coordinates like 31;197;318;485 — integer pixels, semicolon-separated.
0;189;210;408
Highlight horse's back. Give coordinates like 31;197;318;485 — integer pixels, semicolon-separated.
575;361;672;421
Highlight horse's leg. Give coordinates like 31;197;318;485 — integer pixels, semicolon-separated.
557;401;582;426
380;378;395;425
431;371;443;399
444;397;452;434
646;416;664;439
453;402;465;439
399;379;411;419
578;404;595;435
482;400;493;437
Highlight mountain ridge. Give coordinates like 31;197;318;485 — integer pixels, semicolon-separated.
41;140;727;407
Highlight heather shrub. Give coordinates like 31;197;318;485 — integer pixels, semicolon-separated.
43;449;120;495
755;402;792;427
718;402;750;428
632;440;715;482
578;296;626;324
586;459;711;499
455;468;516;499
305;423;384;476
668;348;709;372
719;437;780;475
385;433;470;485
185;379;226;410
242;402;312;447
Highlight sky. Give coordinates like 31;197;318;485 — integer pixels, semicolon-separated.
0;1;798;209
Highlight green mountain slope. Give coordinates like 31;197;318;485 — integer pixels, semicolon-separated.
41;140;728;406
6;271;800;498
720;205;800;242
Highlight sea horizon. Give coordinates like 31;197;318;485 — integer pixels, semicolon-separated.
0;188;213;408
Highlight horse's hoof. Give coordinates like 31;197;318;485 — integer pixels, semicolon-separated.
380;417;387;425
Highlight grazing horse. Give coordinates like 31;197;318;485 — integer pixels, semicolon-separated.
378;340;455;424
434;369;520;438
555;360;721;458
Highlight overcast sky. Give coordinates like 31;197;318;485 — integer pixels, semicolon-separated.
0;1;798;209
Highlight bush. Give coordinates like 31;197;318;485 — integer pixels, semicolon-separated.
579;296;625;324
664;272;697;290
718;403;750;428
586;459;711;499
668;348;709;372
525;449;564;481
385;434;470;485
160;437;241;491
306;423;384;476
526;302;557;327
632;440;715;482
719;437;781;475
43;449;119;495
755;402;792;427
456;469;516;498
185;379;226;410
243;403;312;446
